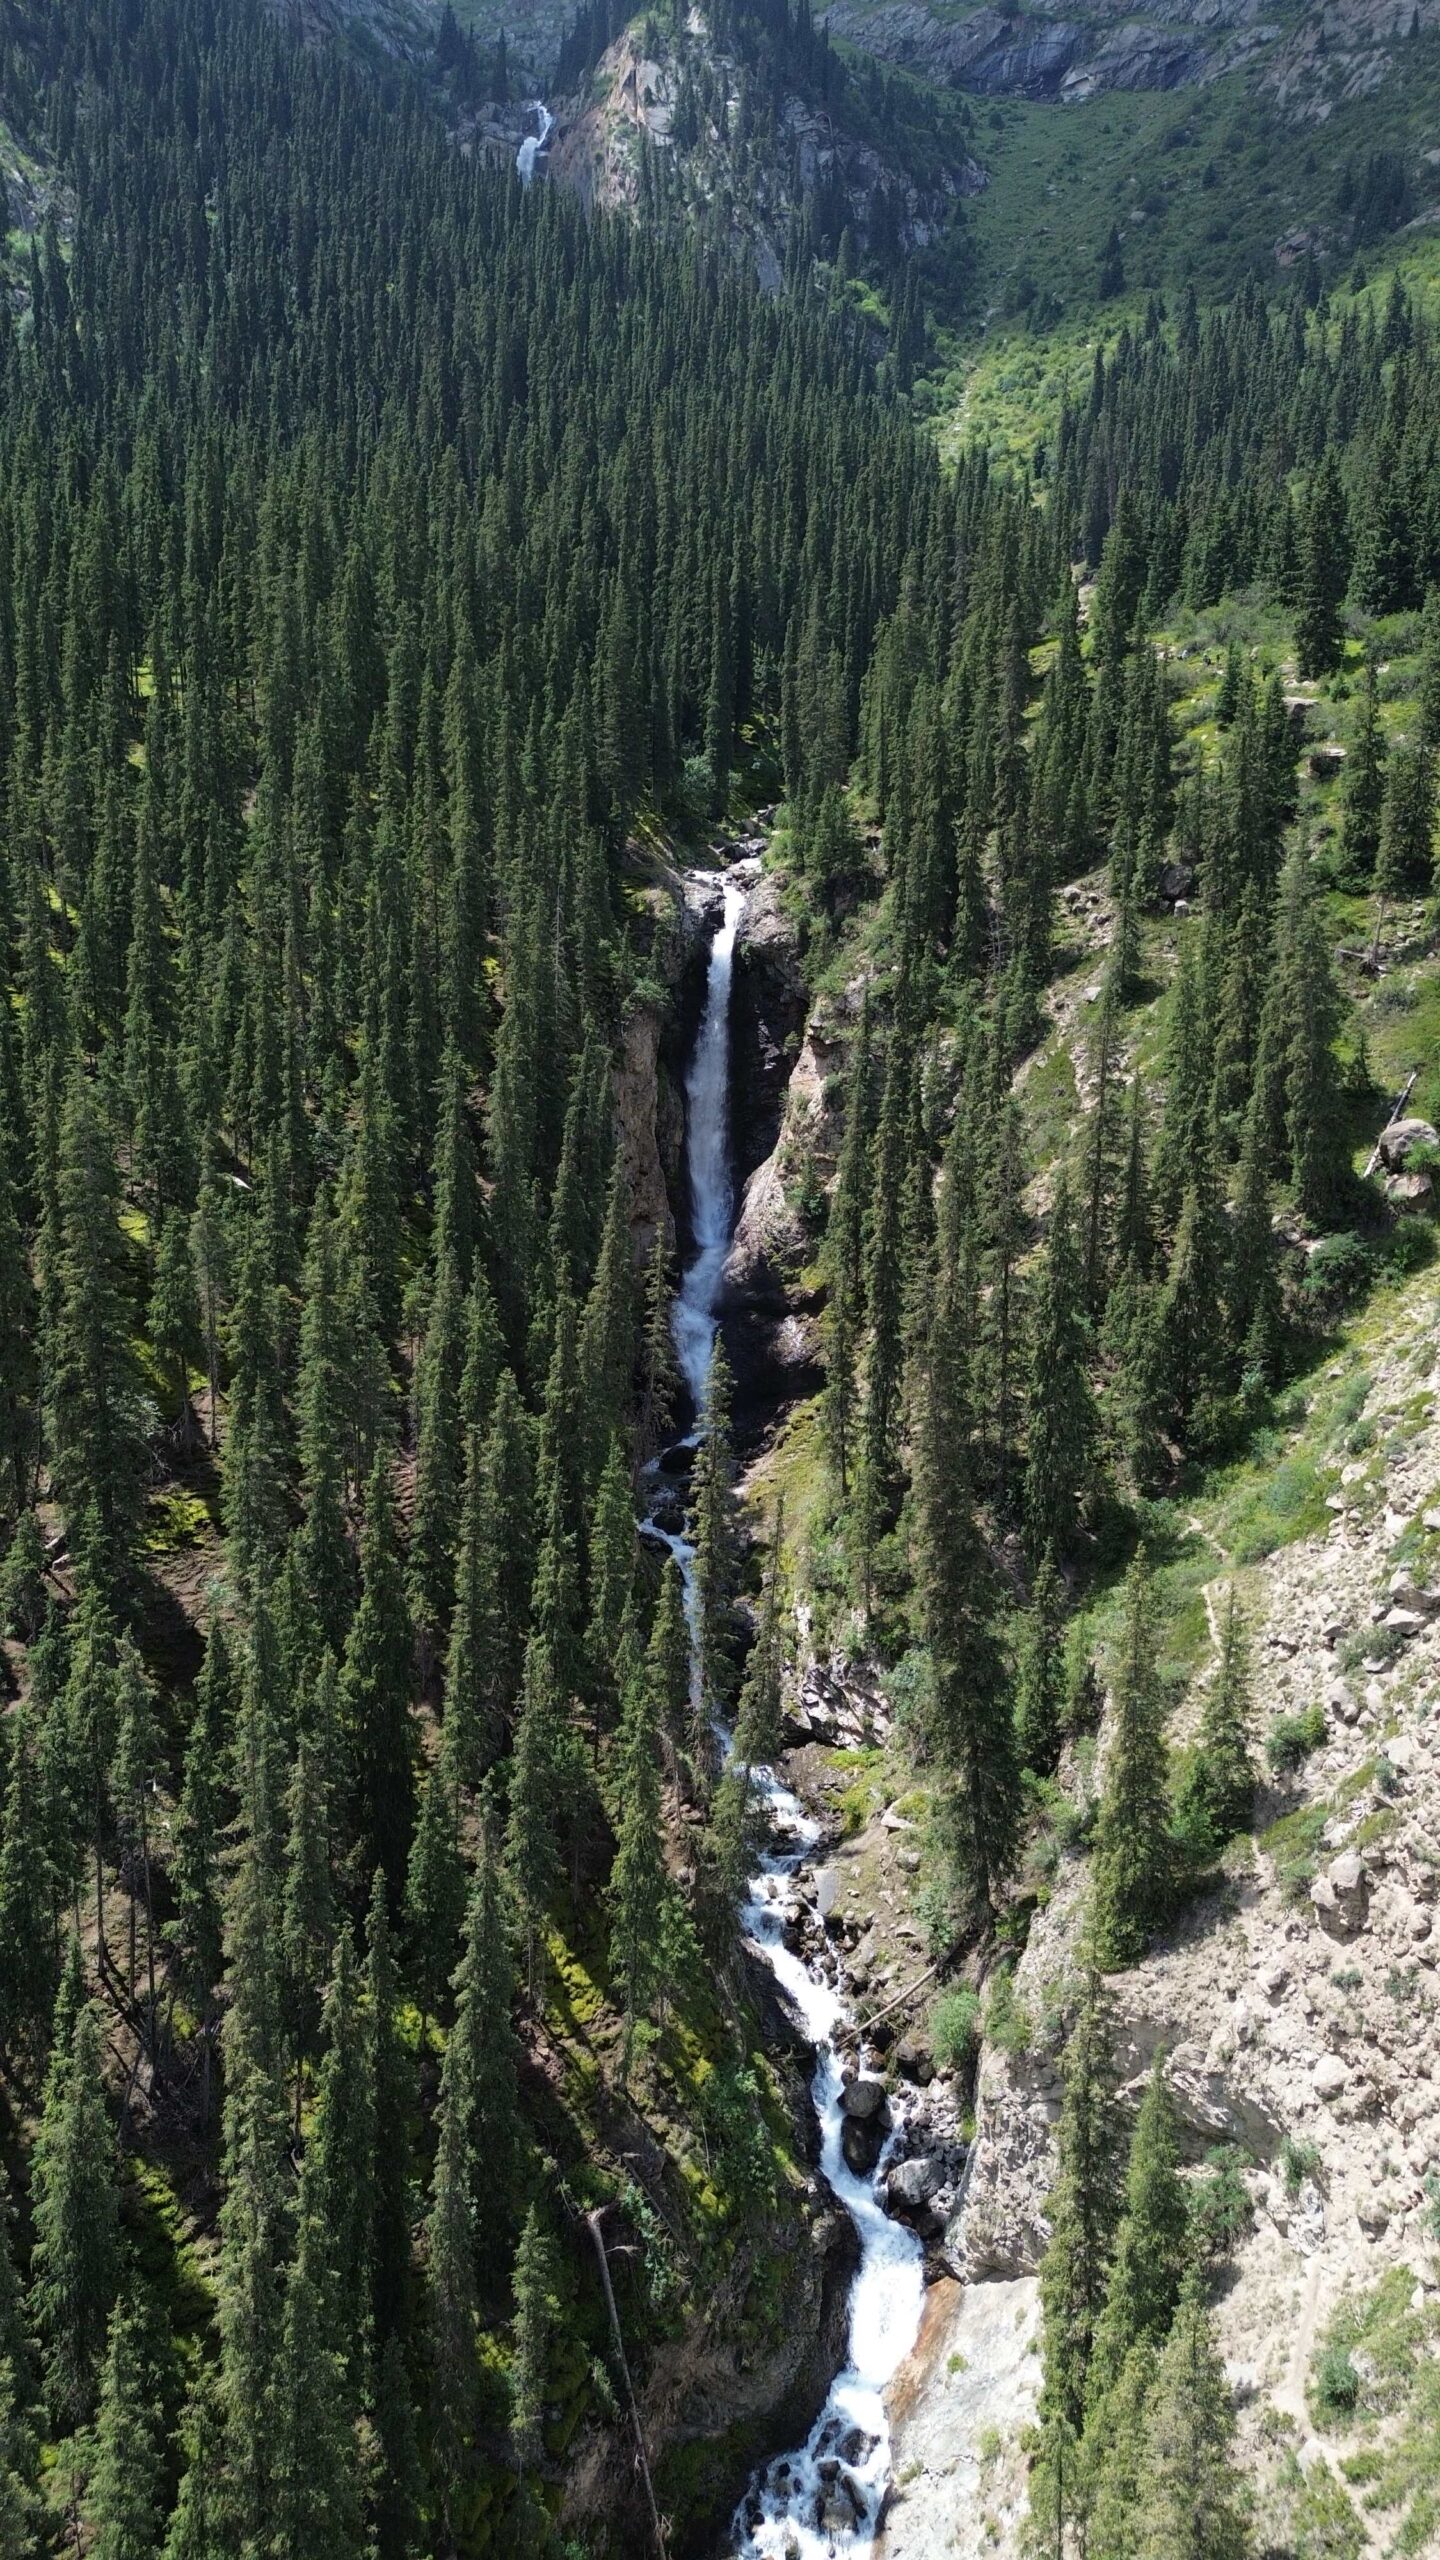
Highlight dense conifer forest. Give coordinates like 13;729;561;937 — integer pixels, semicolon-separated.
2;0;1440;2552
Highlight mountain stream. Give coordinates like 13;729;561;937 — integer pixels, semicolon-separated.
642;869;924;2558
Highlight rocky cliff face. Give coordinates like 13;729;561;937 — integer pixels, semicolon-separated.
818;0;1440;115
873;1268;1440;2556
615;864;717;1269
270;0;435;56
722;872;832;1422
548;18;983;289
817;0;1279;102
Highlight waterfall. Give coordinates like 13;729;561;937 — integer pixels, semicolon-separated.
673;879;747;1408
641;869;924;2560
516;101;554;184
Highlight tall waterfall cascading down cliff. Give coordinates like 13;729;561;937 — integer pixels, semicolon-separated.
642;870;924;2559
516;101;554;183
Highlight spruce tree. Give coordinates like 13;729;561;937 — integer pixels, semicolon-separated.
308;1932;377;2383
1376;742;1436;904
733;1504;786;1772
0;1704;59;2066
1134;2278;1251;2560
371;2333;426;2560
408;1232;466;1676
447;1823;520;2261
30;1997;120;2425
1038;1968;1121;2441
167;1632;229;2130
160;2369;232;2560
271;2175;365;2560
1023;1176;1099;1565
0;1508;47;1642
1083;2346;1153;2560
647;1554;692;1770
46;1071;144;1581
1339;658;1386;883
149;1205;202;1448
0;2357;38;2560
281;1721;337;2135
1252;848;1344;1224
426;2060;479;2531
340;1456;416;1902
111;1636;161;2034
364;1874;413;2351
1294;455;1348;680
405;1757;466;2036
507;1631;564;2000
913;1291;1020;1924
1184;1588;1257;1847
1015;1555;1065;1777
1154;1135;1230;1437
1090;1559;1172;1969
1420;585;1440;749
636;1227;679;1465
510;2205;559;2475
585;1435;637;1746
1088;2055;1190;2407
607;1661;666;2065
823;991;872;1500
86;2288;161;2560
689;1341;739;1759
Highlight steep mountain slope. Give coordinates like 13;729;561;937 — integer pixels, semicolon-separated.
547;9;983;295
819;0;1283;105
818;0;1440;117
874;1104;1440;2560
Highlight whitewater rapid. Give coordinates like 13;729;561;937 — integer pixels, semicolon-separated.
643;868;924;2558
516;100;554;184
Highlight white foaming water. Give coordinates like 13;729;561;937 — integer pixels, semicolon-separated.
642;870;924;2560
673;879;746;1409
516;100;555;183
734;1779;925;2557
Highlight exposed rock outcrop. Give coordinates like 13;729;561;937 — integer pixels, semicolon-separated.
614;865;716;1266
874;1272;1440;2557
819;0;1276;100
722;870;826;1416
820;0;1440;119
549;18;983;282
563;2180;859;2558
270;0;433;55
877;2277;1040;2560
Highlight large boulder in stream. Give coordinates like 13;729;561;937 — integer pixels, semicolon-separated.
884;2154;950;2239
841;2074;889;2119
839;2078;891;2175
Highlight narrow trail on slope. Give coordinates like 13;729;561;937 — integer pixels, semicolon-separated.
639;864;924;2560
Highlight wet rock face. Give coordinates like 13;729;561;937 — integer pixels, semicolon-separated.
730;868;808;1191
567;2143;859;2559
841;2106;891;2175
722;866;821;1420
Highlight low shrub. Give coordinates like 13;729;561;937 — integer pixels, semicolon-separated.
1281;2135;1322;2195
1312;2341;1361;2418
931;1988;981;2070
1267;1703;1328;1774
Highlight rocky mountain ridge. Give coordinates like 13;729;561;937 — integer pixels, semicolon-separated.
816;0;1440;119
545;15;982;286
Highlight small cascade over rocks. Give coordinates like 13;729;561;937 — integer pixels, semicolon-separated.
640;862;924;2559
